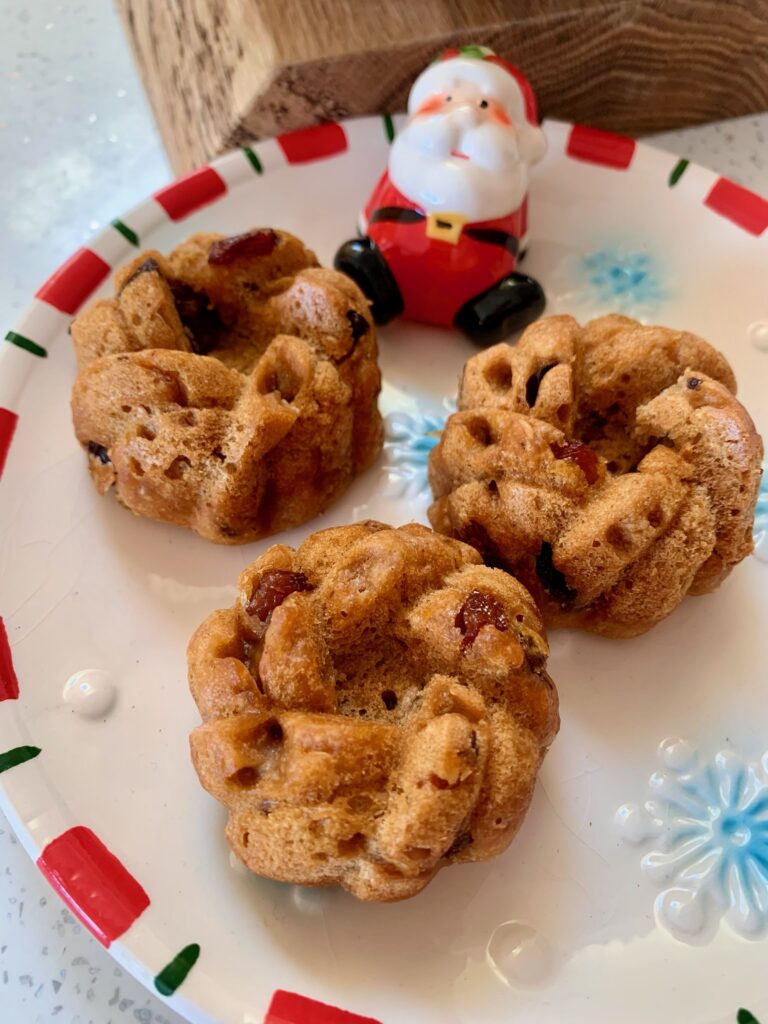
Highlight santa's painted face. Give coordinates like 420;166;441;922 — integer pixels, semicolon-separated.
389;83;532;221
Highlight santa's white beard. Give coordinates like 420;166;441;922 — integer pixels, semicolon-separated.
389;113;529;222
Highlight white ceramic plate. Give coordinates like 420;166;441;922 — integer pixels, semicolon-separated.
1;117;768;1024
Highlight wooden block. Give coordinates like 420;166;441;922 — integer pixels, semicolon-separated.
117;0;768;174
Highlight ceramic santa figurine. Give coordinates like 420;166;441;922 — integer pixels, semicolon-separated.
335;45;547;344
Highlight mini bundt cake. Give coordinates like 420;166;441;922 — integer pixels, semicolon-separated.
429;315;763;638
70;229;382;543
188;521;559;901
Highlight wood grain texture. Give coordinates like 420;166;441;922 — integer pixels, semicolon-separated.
117;0;768;173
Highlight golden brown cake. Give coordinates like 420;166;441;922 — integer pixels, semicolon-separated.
70;229;382;543
188;521;559;901
429;314;763;638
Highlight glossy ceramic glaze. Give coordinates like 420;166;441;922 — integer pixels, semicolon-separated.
1;117;767;1024
340;48;547;334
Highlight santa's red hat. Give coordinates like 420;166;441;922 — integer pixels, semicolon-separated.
407;45;546;165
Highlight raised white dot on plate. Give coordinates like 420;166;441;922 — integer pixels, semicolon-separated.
228;851;250;877
291;885;333;913
658;736;696;771
614;802;662;845
486;921;557;988
754;535;768;564
748;319;768;351
656;887;706;938
62;669;116;719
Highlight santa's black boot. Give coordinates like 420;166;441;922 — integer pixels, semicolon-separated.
453;271;545;345
334;237;404;325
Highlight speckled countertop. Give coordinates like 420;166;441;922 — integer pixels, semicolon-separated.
1;3;766;1023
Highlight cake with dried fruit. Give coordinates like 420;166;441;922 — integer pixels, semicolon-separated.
188;521;559;901
70;229;382;543
429;314;763;638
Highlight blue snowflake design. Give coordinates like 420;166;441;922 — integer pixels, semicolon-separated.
616;739;768;942
581;247;668;317
754;469;768;563
383;399;456;500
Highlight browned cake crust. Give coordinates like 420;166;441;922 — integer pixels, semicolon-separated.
70;230;383;543
188;521;559;901
429;315;764;638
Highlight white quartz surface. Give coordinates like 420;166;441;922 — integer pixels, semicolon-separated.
0;2;766;1023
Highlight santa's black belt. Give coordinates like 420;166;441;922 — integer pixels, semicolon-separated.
368;206;519;255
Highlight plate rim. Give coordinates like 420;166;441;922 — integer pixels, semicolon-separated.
1;113;767;1024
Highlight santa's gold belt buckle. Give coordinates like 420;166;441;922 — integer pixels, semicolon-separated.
426;212;468;245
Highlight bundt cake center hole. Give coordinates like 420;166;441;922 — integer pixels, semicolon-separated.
332;635;416;724
169;279;226;356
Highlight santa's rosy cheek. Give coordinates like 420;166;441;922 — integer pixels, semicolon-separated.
487;102;512;126
415;94;445;116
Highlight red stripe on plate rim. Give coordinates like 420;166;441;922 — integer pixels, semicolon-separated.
0;616;20;701
704;176;768;237
153;166;228;221
34;248;111;316
37;826;150;947
566;123;636;170
265;989;382;1024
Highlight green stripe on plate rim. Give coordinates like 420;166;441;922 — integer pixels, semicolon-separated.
668;158;689;187
737;1010;761;1024
0;746;41;774
4;330;48;358
154;943;200;996
111;218;140;247
242;146;263;174
383;113;395;143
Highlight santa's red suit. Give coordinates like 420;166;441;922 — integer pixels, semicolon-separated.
363;171;528;328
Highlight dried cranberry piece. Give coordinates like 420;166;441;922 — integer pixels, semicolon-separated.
446;831;473;857
169;281;224;355
345;309;369;342
535;542;576;607
380;689;397;711
550;440;599;484
525;363;556;408
86;442;110;465
247;569;314;622
455;589;509;651
119;257;160;294
208;229;278;266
